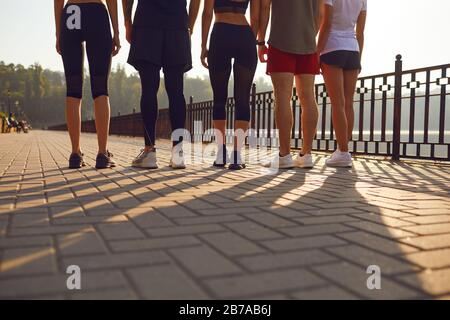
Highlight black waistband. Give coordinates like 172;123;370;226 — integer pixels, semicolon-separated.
214;7;247;14
64;2;106;9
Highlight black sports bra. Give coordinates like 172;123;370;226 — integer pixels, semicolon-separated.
214;0;250;14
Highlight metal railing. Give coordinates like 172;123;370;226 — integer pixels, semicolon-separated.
49;56;449;161
187;55;450;161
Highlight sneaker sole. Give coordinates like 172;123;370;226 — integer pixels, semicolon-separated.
170;165;186;170
262;164;295;169
297;164;314;169
69;161;85;169
326;161;352;168
132;164;158;169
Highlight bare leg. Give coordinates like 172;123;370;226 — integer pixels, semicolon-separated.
322;63;348;152
344;69;359;142
295;74;318;155
271;73;294;157
93;95;110;154
65;97;82;154
214;120;226;147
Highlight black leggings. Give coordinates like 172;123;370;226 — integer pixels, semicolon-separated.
138;62;186;147
60;3;112;99
208;23;257;122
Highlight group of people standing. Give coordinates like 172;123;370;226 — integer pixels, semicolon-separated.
54;0;367;170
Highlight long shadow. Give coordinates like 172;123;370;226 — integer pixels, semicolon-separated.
184;164;428;299
0;135;441;299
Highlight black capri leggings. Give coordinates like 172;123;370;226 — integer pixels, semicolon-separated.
208;23;257;122
60;3;112;99
138;62;186;147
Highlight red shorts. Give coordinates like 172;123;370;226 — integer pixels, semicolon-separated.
267;45;320;75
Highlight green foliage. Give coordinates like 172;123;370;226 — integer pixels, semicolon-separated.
0;61;270;128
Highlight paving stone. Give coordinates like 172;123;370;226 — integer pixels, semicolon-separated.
0;236;52;249
345;221;416;239
69;288;138;300
97;222;146;240
110;236;200;252
146;224;224;237
11;213;49;228
175;215;245;226
292;286;358;300
9;225;96;236
63;251;169;270
238;250;337;272
57;232;107;256
201;232;265;256
0;270;128;299
402;249;450;269
205;269;325;299
401;234;450;250
0;246;56;276
1;131;449;300
170;245;242;277
127;210;174;228
262;235;347;252
225;221;284;240
398;268;450;296
337;232;419;255
326;245;419;275
127;265;208;299
280;224;353;237
313;262;422;299
402;223;450;236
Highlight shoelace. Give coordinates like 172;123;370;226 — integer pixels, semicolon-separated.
135;149;145;160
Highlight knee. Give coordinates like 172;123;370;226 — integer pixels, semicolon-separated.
345;101;354;111
66;75;83;99
298;90;317;107
167;87;185;103
91;75;109;100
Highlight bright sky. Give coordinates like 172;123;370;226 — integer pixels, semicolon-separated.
0;0;449;79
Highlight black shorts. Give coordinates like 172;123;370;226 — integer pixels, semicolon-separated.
128;26;192;73
320;50;361;71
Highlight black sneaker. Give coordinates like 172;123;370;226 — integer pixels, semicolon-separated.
69;152;86;169
95;151;116;169
228;151;246;171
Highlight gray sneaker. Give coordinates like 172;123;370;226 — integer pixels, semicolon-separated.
132;149;158;169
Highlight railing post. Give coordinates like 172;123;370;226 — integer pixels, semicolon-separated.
189;96;194;142
250;84;257;144
392;54;403;161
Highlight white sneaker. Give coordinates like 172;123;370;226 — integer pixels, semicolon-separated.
326;150;352;167
132;149;158;169
294;153;314;168
170;146;186;169
213;146;229;168
263;153;294;169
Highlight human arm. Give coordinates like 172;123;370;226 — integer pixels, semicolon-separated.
257;0;271;63
122;0;134;44
201;0;214;68
54;0;64;54
106;0;121;56
188;0;201;35
316;2;332;54
356;9;367;58
250;0;261;37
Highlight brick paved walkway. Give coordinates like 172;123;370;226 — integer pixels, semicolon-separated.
0;131;449;299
